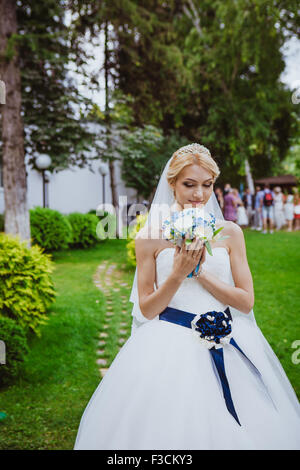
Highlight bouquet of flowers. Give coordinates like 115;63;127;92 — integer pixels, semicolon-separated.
161;207;228;278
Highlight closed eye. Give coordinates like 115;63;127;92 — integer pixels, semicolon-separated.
184;183;212;188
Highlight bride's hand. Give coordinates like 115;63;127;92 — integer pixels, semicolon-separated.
172;237;205;281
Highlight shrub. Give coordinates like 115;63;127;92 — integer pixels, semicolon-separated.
0;316;29;387
88;209;117;240
0;233;57;336
126;213;148;267
30;206;72;252
67;212;101;248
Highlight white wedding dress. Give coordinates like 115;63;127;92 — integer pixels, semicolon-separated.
74;247;300;450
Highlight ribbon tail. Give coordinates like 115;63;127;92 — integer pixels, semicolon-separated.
187;261;200;278
209;347;241;426
229;338;277;411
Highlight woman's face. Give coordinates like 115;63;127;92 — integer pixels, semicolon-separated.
172;164;214;209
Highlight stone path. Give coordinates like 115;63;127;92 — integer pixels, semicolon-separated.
93;261;131;378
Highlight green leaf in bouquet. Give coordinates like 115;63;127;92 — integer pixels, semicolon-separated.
212;226;224;238
205;240;213;256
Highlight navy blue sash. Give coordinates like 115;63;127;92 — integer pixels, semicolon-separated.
159;306;275;426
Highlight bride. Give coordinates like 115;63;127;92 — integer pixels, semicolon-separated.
74;144;300;450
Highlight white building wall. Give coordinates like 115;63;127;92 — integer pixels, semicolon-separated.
0;156;138;217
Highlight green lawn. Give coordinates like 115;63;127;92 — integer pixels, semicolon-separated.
244;229;300;396
0;239;135;450
0;230;299;449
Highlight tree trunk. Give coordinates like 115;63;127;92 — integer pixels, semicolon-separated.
245;158;255;194
104;20;119;236
0;0;31;245
104;21;118;208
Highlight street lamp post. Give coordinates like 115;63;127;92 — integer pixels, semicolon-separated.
35;154;52;208
98;163;108;205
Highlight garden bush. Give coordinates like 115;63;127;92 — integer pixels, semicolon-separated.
30;206;72;252
0;233;56;336
0;316;29;387
126;213;148;267
88;209;117;240
67;212;101;248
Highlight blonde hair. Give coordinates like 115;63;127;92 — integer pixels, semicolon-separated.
167;143;220;191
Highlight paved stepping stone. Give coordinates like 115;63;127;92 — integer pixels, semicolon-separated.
100;332;108;338
118;338;125;344
119;329;127;335
106;311;113;316
97;349;105;355
120;322;127;327
96;358;107;366
100;368;108;377
103;324;109;329
98;340;106;346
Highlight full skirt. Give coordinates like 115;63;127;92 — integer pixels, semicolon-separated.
74;315;300;450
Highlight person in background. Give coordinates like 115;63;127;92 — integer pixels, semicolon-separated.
273;186;285;231
254;185;264;231
223;183;231;196
284;188;294;232
232;188;248;227
260;184;275;234
223;188;237;222
214;187;224;213
293;188;300;231
242;188;255;228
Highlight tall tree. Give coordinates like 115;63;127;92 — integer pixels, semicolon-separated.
0;0;100;241
67;0;299;192
79;0;298;187
178;0;298;186
0;0;30;243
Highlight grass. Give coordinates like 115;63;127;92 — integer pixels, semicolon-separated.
0;239;135;450
243;229;300;395
0;230;299;449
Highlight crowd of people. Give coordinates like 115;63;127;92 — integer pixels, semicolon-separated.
215;183;300;233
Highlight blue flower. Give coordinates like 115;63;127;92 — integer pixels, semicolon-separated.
191;310;233;349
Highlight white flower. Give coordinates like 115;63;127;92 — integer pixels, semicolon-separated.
174;214;194;233
203;225;214;240
162;224;172;239
194;224;214;240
